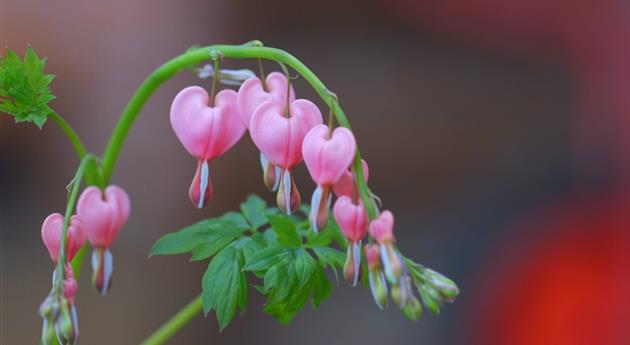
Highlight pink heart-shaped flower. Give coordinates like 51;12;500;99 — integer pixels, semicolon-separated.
249;99;323;170
333;159;369;198
236;72;295;128
369;210;395;244
302;124;357;186
170;86;246;160
41;213;86;264
76;185;130;248
333;196;368;242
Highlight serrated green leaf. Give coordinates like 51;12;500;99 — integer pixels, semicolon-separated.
150;219;242;258
267;214;302;247
294;248;316;288
312;247;346;268
233;234;266;263
220;212;249;230
0;46;55;128
312;264;332;308
201;246;246;330
240;194;267;229
243;245;293;271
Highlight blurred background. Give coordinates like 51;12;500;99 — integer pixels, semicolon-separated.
1;0;629;344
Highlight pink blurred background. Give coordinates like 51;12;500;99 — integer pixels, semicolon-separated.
1;0;629;344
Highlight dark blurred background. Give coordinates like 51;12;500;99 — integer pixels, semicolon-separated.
1;0;629;344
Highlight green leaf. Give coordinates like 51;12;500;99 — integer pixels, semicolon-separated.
312;247;346;268
267;214;302;247
220;212;250;230
0;46;56;128
312;246;346;283
294;249;316;288
240;194;267;230
201;246;247;330
243;245;293;271
150;219;242;260
312;264;332;308
233;234;266;263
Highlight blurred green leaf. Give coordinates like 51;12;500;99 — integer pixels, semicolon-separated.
312;264;332;308
0;46;56;128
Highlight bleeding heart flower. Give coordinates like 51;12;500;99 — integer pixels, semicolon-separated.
237;72;295;192
365;244;388;309
250;99;323;214
170;86;246;208
332;159;369;198
369;210;404;284
333;196;368;286
303;124;356;231
237;72;295;128
77;185;130;295
41;213;86;264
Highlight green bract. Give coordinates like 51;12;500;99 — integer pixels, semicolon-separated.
0;46;55;128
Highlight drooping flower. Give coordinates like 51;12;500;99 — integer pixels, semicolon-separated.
250;99;322;214
303;124;356;231
237;72;295;191
333;196;368;286
41;213;86;264
332;159;369;199
369;210;404;284
77;185;130;295
170;86;246;208
365;244;388;309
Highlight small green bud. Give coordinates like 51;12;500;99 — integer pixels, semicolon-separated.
419;284;442;315
424;269;459;302
402;296;422;321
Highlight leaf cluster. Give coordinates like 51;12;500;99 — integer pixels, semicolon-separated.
150;194;347;330
0;46;55;128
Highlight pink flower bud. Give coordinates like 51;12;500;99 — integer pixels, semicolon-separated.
170;86;246;208
236;72;295;129
333;196;368;242
368;210;395;244
63;277;78;305
332;159;369;198
302;124;357;186
41;213;86;264
77;186;130;248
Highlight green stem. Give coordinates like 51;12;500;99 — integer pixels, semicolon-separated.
49;112;103;186
139;295;203;345
50;112;87;159
53;154;94;294
99;42;375;217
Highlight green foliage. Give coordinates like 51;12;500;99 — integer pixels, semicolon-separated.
151;194;346;329
0;46;56;128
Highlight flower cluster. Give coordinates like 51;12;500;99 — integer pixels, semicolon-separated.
39;186;129;345
169;65;458;318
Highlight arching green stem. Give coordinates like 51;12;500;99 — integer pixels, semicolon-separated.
100;41;376;218
53;154;94;294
